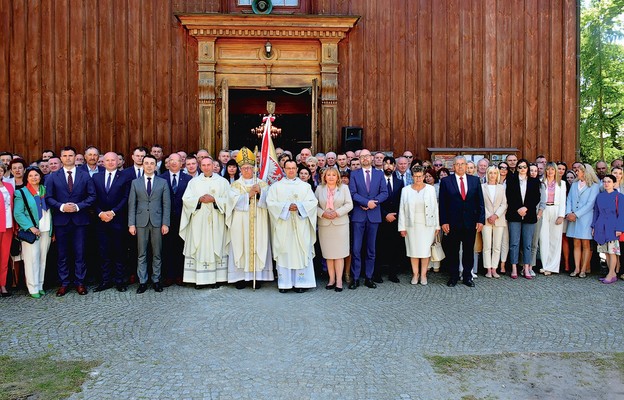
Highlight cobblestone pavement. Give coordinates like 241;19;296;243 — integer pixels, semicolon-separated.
1;272;623;399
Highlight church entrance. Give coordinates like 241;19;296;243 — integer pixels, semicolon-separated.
228;88;312;155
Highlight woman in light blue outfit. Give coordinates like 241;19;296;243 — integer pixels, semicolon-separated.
565;163;600;278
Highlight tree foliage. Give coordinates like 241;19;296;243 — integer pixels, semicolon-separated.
580;0;624;164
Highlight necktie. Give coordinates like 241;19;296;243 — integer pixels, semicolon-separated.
106;172;112;193
147;177;152;196
137;168;142;179
172;174;178;194
460;176;466;200
387;176;392;193
401;174;405;183
365;170;371;192
67;171;73;193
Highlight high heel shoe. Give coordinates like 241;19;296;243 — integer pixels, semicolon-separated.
524;272;533;280
334;287;343;292
325;283;336;290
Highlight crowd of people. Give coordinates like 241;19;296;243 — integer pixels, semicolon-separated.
0;145;623;298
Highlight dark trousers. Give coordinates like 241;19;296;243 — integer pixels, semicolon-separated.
375;219;402;278
162;220;184;281
351;220;379;280
97;223;126;285
56;223;87;286
443;226;476;283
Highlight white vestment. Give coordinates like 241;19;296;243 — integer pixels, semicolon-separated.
266;177;318;289
226;177;274;283
180;173;230;284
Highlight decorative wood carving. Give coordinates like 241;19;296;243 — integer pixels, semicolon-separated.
178;14;358;153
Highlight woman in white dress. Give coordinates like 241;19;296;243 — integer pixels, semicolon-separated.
398;166;439;285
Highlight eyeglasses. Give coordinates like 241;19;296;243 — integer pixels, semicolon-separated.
499;166;508;170
517;165;528;170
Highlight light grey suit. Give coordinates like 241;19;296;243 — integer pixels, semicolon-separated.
128;175;171;284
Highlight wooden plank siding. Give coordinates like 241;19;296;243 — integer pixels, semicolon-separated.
1;0;577;165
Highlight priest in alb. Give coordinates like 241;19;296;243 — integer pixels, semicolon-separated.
266;159;318;293
226;147;274;289
179;157;231;287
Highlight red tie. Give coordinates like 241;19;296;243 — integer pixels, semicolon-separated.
67;171;73;193
460;176;466;200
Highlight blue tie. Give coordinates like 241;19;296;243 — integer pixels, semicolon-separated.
387;176;392;193
147;177;152;196
172;174;178;194
105;173;112;193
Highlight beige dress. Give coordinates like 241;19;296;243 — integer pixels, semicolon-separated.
315;185;353;259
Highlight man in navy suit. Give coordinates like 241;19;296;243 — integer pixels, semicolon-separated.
159;153;192;286
92;152;132;292
374;156;404;283
348;149;388;289
438;155;485;287
45;146;96;296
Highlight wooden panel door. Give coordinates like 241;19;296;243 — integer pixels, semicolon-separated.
216;79;229;152
311;78;318;152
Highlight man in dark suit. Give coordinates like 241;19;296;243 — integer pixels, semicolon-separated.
151;144;167;174
159;153;191;286
374;156;404;283
348;149;388;289
45;146;97;296
120;146;147;283
438;155;485;287
128;155;171;293
92;152;132;292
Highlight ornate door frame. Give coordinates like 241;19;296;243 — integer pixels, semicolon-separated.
177;14;358;155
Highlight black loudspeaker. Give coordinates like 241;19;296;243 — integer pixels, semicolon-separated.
343;126;363;152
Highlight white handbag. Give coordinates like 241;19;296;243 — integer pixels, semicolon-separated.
430;234;445;262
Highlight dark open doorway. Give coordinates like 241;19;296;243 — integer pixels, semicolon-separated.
228;88;312;154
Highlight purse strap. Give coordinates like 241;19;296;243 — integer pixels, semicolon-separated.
18;188;38;228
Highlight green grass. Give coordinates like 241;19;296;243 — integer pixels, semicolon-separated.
0;354;100;400
425;354;500;375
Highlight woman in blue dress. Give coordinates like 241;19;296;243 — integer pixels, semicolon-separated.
592;174;624;284
565;164;600;278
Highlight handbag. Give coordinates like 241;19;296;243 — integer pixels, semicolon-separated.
430;233;445;262
17;229;37;244
474;231;483;252
10;237;21;256
16;188;40;245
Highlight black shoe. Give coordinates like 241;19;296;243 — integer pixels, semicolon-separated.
94;283;113;292
235;281;247;290
116;284;127;292
153;283;163;292
388;275;400;283
293;288;306;293
136;284;148;294
325;284;336;290
447;280;457;287
372;276;383;283
253;282;262;289
1;291;12;297
463;280;475;288
334;287;343;292
348;280;359;290
279;289;289;293
364;279;377;289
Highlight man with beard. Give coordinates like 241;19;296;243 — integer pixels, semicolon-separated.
373;156;404;283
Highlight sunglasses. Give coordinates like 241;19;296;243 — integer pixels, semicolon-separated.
433;163;443;167
517;165;528;169
499;166;508;170
404;156;413;159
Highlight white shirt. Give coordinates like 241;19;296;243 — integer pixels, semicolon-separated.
455;173;466;194
0;185;12;229
519;176;527;202
144;174;156;191
63;167;77;184
133;166;143;179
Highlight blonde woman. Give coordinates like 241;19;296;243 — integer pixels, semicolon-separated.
565;163;600;277
537;162;567;275
481;166;507;278
398;166;440;285
315;167;353;292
